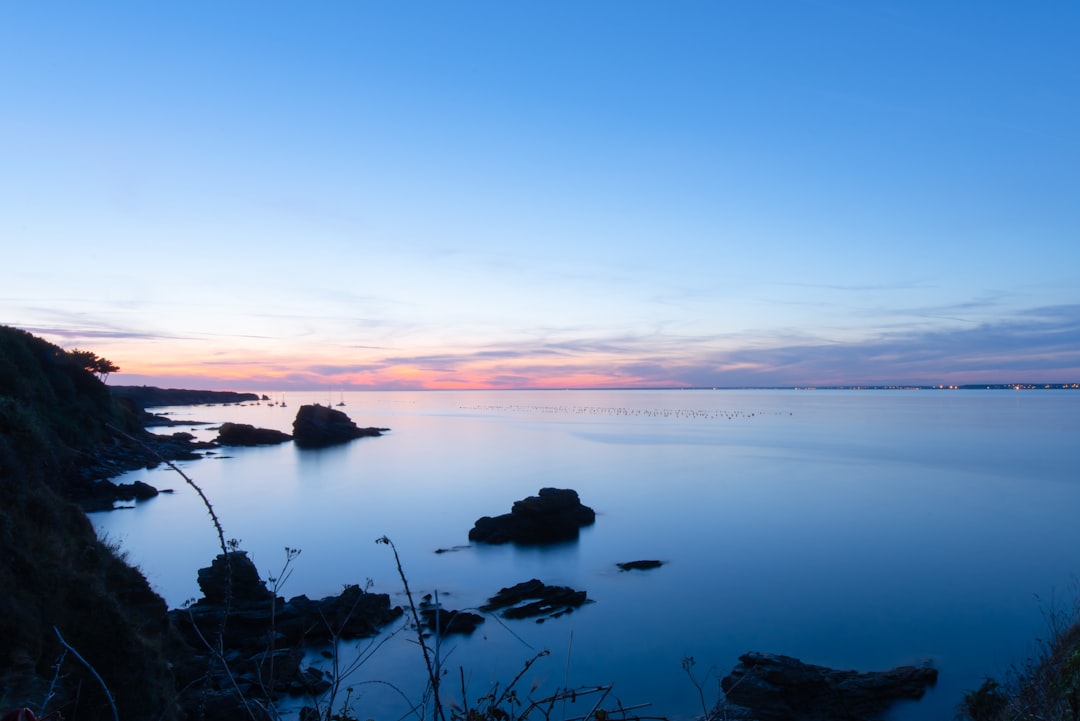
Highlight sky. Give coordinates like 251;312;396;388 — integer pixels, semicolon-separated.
2;2;1078;390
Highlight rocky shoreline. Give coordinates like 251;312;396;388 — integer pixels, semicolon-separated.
76;394;390;511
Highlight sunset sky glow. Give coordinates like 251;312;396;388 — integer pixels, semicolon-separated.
3;2;1079;390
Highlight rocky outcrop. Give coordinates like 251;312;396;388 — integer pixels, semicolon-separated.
73;430;219;511
480;579;588;621
170;552;403;714
617;560;664;571
79;479;164;511
717;652;938;721
468;488;596;544
291;405;388;448
215;422;293;446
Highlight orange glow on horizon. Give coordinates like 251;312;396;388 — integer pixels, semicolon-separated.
111;348;681;391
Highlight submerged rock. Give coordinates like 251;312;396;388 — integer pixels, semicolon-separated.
291;404;388;448
468;487;596;544
717;652;938;721
616;559;664;571
480;578;588;621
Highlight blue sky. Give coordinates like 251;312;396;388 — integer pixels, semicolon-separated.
2;2;1078;389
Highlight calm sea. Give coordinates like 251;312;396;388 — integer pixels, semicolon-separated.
91;389;1080;721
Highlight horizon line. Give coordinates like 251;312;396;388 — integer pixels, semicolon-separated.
109;382;1080;393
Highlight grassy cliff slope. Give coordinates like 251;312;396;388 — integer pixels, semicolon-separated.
0;325;182;721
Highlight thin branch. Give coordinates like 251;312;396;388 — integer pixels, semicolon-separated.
53;627;119;721
377;535;445;721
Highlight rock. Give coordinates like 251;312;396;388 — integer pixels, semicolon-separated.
73;429;218;511
79;478;161;510
215;422;293;446
718;652;938;721
617;560;664;571
171;553;403;711
117;479;159;500
291;404;388;448
275;584;402;643
480;579;588;620
419;602;485;635
468;488;596;544
196;551;274;605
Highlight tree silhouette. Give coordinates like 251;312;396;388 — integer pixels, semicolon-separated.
69;348;120;381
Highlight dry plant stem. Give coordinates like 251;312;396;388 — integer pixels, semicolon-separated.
459;667;470;719
580;685;613;721
496;650;551;709
182;607;262;721
434;589;443;708
377;535;446;721
259;548;298;712
39;648;68;717
53;627;119;721
563;633;574;721
682;658;710;720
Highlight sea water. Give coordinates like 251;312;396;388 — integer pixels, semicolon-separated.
91;389;1080;720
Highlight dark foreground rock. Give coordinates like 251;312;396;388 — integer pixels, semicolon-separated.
480;578;588;621
170;552;404;715
291;404;388;448
717;652;938;721
468;487;596;544
215;422;293;446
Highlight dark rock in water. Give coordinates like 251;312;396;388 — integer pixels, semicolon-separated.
291;404;388;448
171;552;403;709
468;487;596;544
419;602;484;635
215;421;293;446
81;478;162;511
118;479;159;500
196;551;274;605
718;652;938;721
480;578;588;620
617;559;664;571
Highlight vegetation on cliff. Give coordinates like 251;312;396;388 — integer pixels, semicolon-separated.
0;325;181;721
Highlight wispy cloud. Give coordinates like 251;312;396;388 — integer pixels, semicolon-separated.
96;303;1080;390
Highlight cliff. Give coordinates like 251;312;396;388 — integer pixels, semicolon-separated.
0;326;184;721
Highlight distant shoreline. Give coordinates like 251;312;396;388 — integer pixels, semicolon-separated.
109;383;1079;395
110;385;261;408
